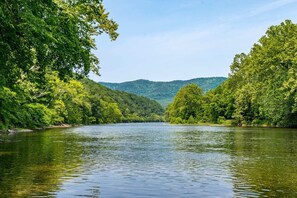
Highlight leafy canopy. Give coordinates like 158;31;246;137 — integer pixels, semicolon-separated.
166;20;297;127
166;84;203;124
0;0;118;87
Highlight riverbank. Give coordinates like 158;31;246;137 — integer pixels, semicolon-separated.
169;121;275;128
0;121;278;135
0;124;78;135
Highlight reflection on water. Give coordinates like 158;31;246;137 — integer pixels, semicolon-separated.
1;123;297;197
0;128;85;197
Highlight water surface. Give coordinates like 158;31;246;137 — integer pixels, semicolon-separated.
0;123;297;197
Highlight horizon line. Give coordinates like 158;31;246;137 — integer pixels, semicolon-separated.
97;76;228;84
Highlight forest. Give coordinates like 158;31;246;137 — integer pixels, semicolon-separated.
2;1;297;129
166;20;297;127
0;0;164;130
101;77;226;107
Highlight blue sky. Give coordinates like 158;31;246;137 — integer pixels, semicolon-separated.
90;0;297;82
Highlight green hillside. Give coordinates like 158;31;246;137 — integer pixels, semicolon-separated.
81;79;165;123
100;77;227;107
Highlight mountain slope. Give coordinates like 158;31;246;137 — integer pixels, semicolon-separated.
82;79;164;122
100;77;227;107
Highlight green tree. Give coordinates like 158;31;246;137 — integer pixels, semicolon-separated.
0;0;118;88
167;84;203;123
168;20;297;127
0;1;119;129
232;20;297;126
201;84;235;123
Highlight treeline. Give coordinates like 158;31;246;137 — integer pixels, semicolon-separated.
0;72;164;129
166;20;297;127
0;1;164;130
101;77;226;107
82;79;164;123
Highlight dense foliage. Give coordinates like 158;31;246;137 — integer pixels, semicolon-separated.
166;84;203;124
167;20;297;127
0;72;164;129
0;1;164;130
0;0;118;84
82;79;164;123
100;77;226;107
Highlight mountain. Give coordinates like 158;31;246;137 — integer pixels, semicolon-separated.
100;77;227;107
82;79;165;122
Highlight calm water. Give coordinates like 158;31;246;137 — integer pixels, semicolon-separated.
1;123;297;197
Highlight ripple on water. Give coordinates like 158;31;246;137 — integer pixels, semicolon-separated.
1;123;297;197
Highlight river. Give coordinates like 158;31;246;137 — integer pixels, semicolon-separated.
0;123;297;197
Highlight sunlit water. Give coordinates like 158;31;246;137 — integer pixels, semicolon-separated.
1;123;297;197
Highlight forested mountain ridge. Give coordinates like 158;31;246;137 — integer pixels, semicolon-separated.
81;79;164;123
100;77;226;107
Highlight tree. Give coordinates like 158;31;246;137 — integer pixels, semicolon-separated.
219;20;297;126
0;1;120;129
167;20;297;127
0;0;118;88
166;84;203;123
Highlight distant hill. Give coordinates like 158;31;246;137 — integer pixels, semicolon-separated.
82;79;165;122
100;77;227;107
